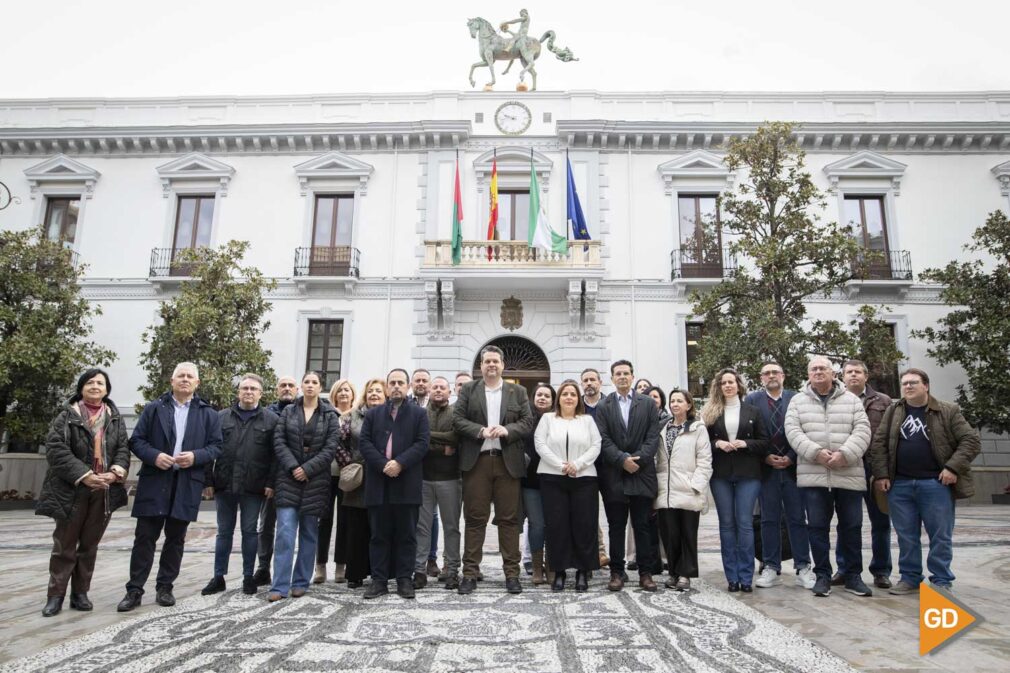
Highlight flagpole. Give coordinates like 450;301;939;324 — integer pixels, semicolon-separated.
565;148;571;243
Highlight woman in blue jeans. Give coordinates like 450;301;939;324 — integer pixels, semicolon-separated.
522;383;555;585
702;368;769;592
269;371;340;601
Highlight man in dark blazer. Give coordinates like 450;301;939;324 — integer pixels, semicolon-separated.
452;345;533;595
117;362;222;612
358;368;431;599
596;359;661;591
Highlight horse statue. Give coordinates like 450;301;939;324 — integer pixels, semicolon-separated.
466;13;577;91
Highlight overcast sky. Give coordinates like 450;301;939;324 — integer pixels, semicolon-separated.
2;0;1007;98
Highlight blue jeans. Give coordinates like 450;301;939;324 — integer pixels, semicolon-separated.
522;488;545;553
271;507;320;597
888;478;956;587
710;477;761;585
836;462;892;577
214;492;264;578
760;470;810;571
803;487;863;581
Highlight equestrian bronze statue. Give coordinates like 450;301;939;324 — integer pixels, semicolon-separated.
467;10;577;91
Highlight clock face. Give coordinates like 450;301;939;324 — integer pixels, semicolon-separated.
495;102;532;135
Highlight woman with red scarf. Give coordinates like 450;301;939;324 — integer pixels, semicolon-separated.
36;369;131;617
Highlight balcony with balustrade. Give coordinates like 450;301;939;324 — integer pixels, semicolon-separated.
421;239;603;287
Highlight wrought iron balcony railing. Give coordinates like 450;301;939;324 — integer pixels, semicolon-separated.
149;248;197;277
294;246;360;278
671;246;737;280
852;249;913;281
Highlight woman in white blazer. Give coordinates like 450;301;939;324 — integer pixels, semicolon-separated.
655;388;713;591
535;380;602;592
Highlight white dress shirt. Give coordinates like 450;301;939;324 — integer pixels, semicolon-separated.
481;381;503;452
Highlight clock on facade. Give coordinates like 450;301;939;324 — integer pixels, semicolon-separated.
494;101;532;135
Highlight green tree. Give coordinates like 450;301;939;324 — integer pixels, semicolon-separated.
0;227;115;448
138;241;277;411
913;210;1010;432
688;122;904;388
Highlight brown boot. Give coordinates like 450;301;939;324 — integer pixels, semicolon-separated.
532;551;546;585
639;573;658;592
607;571;625;591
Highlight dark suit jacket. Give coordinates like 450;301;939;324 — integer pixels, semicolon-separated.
130;393;222;522
595;391;661;500
706;402;770;481
452;379;533;479
359;400;430;507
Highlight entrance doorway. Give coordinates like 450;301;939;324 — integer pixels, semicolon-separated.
472;336;551;399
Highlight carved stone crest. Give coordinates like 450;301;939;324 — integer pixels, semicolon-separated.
500;296;523;331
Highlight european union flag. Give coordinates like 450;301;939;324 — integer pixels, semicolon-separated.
566;156;591;242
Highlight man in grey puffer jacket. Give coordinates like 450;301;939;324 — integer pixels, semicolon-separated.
784;356;872;598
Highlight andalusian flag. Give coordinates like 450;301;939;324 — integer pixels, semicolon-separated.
451;156;463;266
486;155;498;260
528;153;567;254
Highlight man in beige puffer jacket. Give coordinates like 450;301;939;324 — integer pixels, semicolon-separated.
784;356;871;598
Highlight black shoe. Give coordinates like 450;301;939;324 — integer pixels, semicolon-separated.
69;592;93;611
413;572;427;590
552;571;567;592
117;590;142;612
347;580;363;589
201;575;226;596
364;582;388;599
844;576;873;597
728;582;740;592
813;576;832;597
524;560;533;576
242;576;257;595
830;571;844;586
575;571;588;593
741;584;753;593
42;596;63;617
627;562;638;571
155;588;175;607
252;568;271;586
505;577;522;594
397;578;416;599
445;574;460;590
873;574;892;589
458;577;477;594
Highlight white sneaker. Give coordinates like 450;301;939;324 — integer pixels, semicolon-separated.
796;566;816;590
755;567;781;588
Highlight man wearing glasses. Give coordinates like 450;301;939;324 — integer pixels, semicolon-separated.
746;363;814;590
869;368;980;595
784;356;871;598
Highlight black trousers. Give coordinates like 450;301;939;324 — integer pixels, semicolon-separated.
341;506;371;582
317;477;344;564
603;496;658;574
257;496;276;570
367;503;419;583
127;515;190;594
656;508;701;578
541;475;599;572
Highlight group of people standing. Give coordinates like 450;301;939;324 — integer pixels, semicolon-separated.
34;349;980;615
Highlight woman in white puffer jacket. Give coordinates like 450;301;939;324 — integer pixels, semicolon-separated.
654;389;713;591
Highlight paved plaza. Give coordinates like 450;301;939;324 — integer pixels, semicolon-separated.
0;505;1007;672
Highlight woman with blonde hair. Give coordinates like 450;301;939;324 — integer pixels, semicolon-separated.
335;378;386;588
314;379;357;584
703;368;768;592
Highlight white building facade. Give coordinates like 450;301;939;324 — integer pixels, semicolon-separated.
2;90;1009;492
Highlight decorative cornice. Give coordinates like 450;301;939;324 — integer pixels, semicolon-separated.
293;151;374;196
596;281;946;304
0;121;472;157
823;150;907;195
556;121;1010;154
155;152;235;197
657;149;735;194
23;153;100;198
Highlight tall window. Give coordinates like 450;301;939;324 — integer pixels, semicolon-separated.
306;320;344;387
844;195;891;278
43;197;80;247
685;321;706;398
497;191;530;241
173;195;214;252
310;195;354;275
677;195;722;277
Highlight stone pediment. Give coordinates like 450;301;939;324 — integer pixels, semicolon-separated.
823;151;907;193
23;154;101;198
156;153;235;196
657;150;734;193
473;146;553;178
992;159;1010;196
293;152;374;195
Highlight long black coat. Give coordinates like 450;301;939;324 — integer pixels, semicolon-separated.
272;398;339;516
596;391;661;501
131;393;222;522
210;404;280;495
36;401;131;520
359;400;430;507
706;403;770;481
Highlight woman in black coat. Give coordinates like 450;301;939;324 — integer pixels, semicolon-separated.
522;383;555;586
268;371;339;601
36;369;130;617
701;368;769;592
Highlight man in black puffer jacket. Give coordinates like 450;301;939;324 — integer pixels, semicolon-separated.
201;374;279;596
